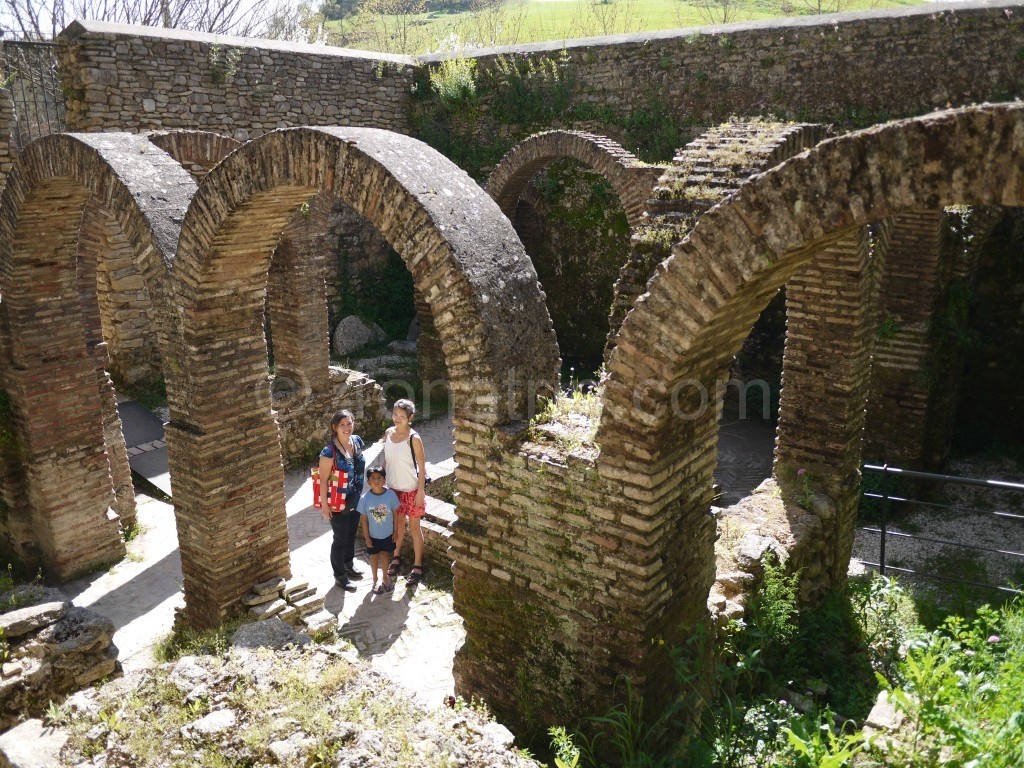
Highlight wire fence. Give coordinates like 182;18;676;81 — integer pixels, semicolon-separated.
0;40;65;151
859;463;1024;597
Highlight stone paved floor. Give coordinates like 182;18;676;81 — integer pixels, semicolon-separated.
64;415;461;710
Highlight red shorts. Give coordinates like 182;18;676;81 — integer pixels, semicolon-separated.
395;489;425;519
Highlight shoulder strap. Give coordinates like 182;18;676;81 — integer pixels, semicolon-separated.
408;430;420;469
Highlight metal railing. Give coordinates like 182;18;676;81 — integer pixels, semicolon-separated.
0;40;65;151
860;463;1024;596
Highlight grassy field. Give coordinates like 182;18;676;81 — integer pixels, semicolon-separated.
327;0;927;54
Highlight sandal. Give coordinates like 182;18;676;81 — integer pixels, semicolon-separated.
382;580;394;593
406;565;424;587
372;584;384;595
387;556;402;578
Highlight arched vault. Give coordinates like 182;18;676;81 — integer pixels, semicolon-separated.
166;126;559;626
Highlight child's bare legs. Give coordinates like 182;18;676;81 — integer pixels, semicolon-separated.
370;551;381;588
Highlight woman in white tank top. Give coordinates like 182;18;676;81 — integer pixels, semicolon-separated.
382;398;427;586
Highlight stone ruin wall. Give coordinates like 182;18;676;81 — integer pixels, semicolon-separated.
57;20;413;139
0;1;1019;733
422;2;1024;151
60;5;1024;153
45;4;1024;471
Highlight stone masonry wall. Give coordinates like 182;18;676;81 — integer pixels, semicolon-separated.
0;88;13;191
55;5;1024;164
451;419;645;738
58;20;414;138
417;2;1024;173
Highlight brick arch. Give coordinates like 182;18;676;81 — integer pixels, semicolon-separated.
0;132;196;580
146;130;242;180
486;130;664;229
596;103;1024;672
169;126;559;627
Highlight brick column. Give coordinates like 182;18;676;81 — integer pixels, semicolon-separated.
414;286;448;389
2;188;125;579
775;225;887;590
267;193;332;393
166;416;290;629
79;205;138;531
863;211;944;468
864;207;1004;469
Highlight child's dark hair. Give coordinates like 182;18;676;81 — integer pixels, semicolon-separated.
366;465;386;479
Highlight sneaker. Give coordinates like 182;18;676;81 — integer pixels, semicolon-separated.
345;566;364;580
334;578;357;593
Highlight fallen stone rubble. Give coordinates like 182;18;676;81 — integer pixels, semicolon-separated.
0;584;119;731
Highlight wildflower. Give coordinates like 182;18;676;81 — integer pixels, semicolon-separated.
988;635;1000;644
964;649;975;657
779;699;788;707
797;468;806;476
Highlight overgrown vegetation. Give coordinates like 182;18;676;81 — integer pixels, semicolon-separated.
334;245;416;340
153;615;254;662
529;367;602;454
549;559;1024;768
117;376;168;411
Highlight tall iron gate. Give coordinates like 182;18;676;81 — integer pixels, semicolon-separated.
0;40;65;151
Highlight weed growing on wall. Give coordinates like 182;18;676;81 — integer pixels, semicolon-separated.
208;44;242;84
623;98;682;163
428;54;477;105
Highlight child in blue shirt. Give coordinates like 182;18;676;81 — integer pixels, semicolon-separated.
357;466;401;594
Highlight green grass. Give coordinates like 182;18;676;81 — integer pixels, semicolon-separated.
327;0;927;55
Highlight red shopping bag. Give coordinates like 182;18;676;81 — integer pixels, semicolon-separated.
312;467;350;512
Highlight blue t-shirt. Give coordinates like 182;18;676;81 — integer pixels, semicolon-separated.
357;488;400;539
320;435;365;506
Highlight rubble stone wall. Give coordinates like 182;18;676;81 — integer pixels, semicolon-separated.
58;20;413;137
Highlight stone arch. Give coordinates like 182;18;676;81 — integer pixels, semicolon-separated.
486;130;663;229
146;130;241;181
0;132;196;579
85;131;239;386
168;126;559;627
487;131;665;370
592;103;1024;706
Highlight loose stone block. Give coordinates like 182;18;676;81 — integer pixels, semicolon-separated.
248;599;287;620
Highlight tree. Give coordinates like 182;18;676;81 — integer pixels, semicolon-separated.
795;0;850;14
689;0;742;26
0;0;308;41
584;0;644;37
358;0;425;55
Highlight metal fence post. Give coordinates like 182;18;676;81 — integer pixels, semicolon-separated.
879;463;890;576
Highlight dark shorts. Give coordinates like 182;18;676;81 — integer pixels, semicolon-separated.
367;536;396;555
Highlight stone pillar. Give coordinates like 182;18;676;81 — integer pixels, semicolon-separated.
166;412;290;629
414;286;447;390
775;225;887;591
96;348;137;531
864;208;1004;470
267;194;333;394
79;206;138;531
2;195;125;579
863;211;944;468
